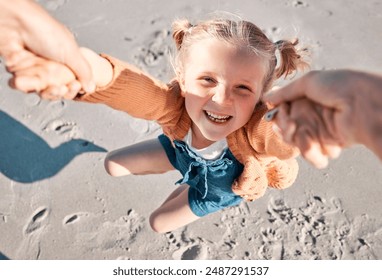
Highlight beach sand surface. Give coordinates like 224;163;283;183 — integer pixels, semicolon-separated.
0;0;381;260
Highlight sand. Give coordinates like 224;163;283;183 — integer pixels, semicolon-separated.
0;0;381;260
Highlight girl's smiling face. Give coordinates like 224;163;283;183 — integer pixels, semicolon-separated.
179;38;266;148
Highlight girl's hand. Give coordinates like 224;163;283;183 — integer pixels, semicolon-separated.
7;49;80;100
272;98;343;169
7;47;113;100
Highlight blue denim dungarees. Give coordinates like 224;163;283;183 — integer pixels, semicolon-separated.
158;134;244;217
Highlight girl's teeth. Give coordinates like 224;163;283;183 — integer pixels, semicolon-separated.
206;111;231;122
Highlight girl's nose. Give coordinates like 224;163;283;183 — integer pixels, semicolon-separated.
211;85;232;105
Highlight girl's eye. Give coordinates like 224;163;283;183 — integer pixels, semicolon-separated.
238;85;252;92
202;77;215;83
199;77;216;86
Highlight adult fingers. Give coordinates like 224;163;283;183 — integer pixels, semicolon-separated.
294;128;330;169
263;73;310;106
279;99;333;168
316;107;343;159
270;97;343;168
323;144;342;159
8;75;43;93
293;126;329;169
40;81;81;100
0;33;24;58
20;4;96;93
274;103;297;143
290;103;342;166
315;120;343;160
4;50;38;72
51;26;95;93
63;80;81;99
321;106;348;147
8;64;51;93
40;85;68;100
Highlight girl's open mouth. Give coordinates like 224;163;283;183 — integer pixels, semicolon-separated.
204;110;232;123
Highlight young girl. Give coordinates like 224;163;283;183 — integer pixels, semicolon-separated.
9;16;308;233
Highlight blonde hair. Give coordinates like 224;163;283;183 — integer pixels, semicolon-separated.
171;16;308;93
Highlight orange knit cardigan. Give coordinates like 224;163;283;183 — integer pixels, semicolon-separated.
76;55;299;201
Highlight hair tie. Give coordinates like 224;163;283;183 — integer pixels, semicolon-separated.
274;40;284;50
274;40;282;68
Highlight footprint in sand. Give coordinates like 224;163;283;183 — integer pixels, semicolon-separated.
64;209;146;256
134;29;171;68
167;233;181;248
256;227;284;260
96;209;146;251
192;194;381;260
43;119;79;139
17;207;50;259
167;229;210;260
263;195;382;259
24;207;50;235
291;0;309;8
172;244;209;260
133;28;173;80
258;242;284;260
63;212;90;226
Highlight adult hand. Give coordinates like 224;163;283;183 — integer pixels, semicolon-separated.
8;47;113;100
272;99;342;168
0;0;95;93
7;49;81;100
263;70;382;166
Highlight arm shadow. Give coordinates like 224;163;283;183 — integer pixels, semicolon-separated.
0;110;107;183
0;251;10;260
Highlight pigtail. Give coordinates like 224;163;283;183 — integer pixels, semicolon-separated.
274;39;309;79
172;19;193;50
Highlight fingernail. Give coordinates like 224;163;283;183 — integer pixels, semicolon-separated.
264;108;279;121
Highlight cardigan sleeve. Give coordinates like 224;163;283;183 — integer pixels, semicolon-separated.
75;54;186;129
246;103;299;159
246;103;300;190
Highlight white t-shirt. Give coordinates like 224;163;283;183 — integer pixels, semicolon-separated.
184;130;228;160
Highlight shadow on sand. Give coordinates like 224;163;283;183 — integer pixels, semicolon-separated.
0;110;107;183
0;251;10;260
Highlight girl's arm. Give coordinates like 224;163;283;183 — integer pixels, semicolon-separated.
9;49;186;131
76;54;186;130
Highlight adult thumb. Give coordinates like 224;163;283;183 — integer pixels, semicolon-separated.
263;81;305;106
63;50;96;93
